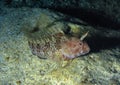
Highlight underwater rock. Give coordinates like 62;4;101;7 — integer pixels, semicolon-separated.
0;7;120;85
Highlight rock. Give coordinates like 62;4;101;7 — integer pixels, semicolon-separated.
0;7;120;85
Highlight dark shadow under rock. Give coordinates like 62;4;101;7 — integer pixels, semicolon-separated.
87;36;120;52
53;8;120;30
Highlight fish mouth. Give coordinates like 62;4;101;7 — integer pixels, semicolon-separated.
75;49;90;57
60;48;90;59
80;50;90;56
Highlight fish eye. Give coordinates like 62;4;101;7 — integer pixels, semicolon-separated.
79;42;82;45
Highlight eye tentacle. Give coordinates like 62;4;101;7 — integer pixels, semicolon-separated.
80;31;89;40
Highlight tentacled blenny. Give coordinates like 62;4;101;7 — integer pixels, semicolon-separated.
28;31;90;60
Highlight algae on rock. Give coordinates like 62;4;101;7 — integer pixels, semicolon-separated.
0;7;120;85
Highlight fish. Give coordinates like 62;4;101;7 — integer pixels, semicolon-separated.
23;14;90;60
28;31;90;60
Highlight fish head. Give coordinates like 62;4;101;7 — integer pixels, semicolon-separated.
60;37;90;59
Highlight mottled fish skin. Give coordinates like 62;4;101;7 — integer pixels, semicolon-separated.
28;34;90;60
28;32;67;59
24;14;90;60
60;37;90;60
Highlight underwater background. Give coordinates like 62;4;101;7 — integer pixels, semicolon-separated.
0;0;120;85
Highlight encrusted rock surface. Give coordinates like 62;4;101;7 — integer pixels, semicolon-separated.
0;7;120;85
1;0;120;30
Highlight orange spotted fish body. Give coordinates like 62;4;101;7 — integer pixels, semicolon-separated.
60;37;90;60
23;14;90;60
28;32;90;60
28;32;67;59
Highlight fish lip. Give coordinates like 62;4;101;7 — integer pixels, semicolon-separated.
81;49;90;55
